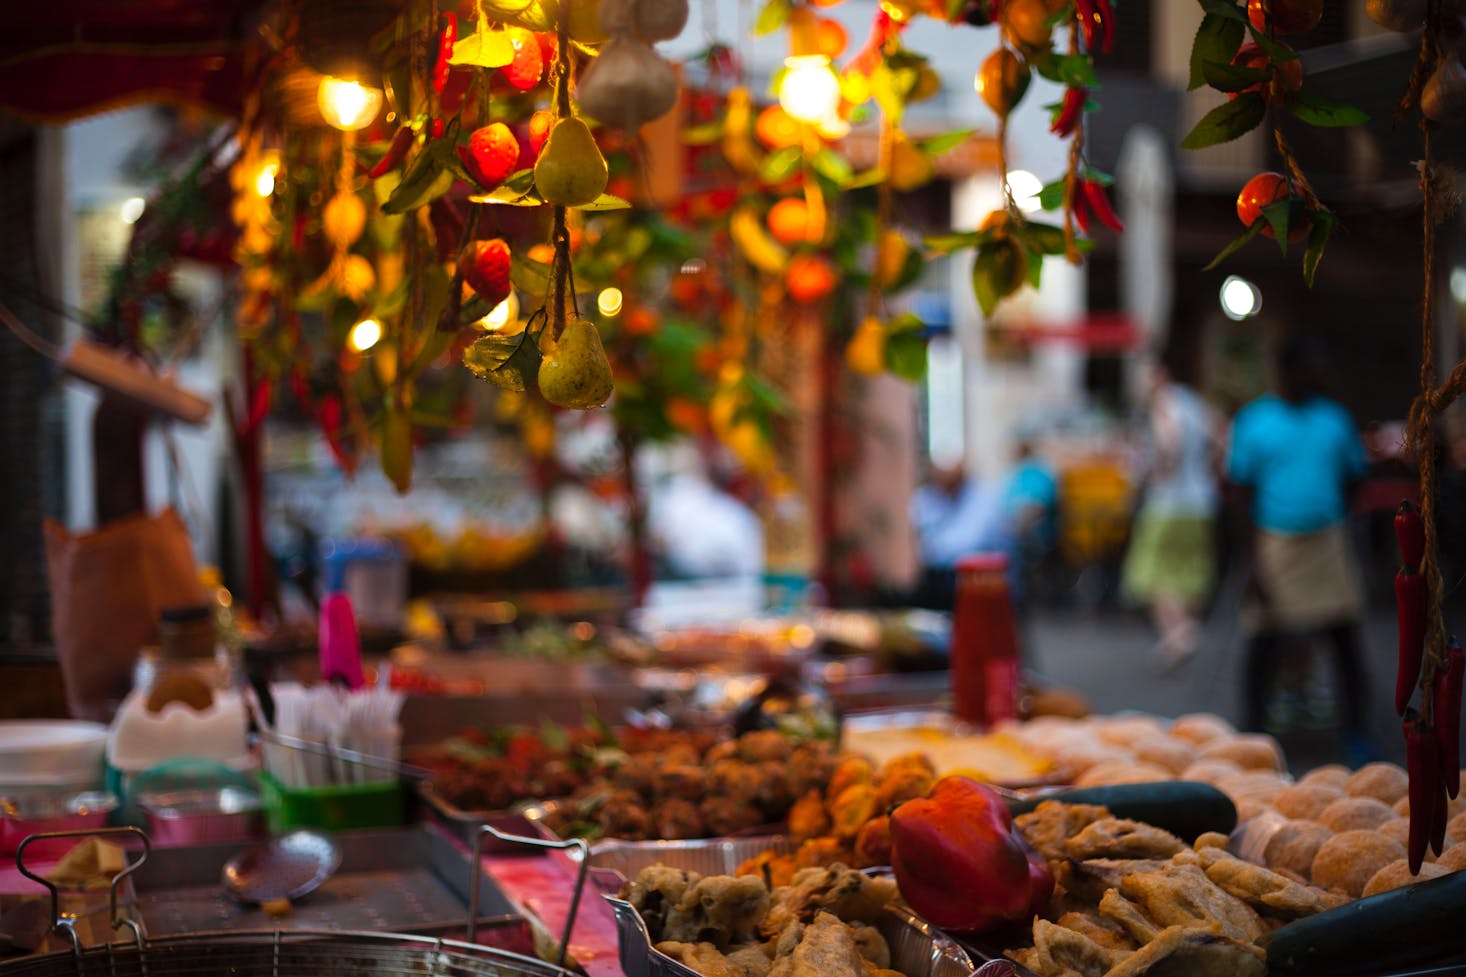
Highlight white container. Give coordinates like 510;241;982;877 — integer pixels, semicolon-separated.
0;721;107;793
107;688;251;775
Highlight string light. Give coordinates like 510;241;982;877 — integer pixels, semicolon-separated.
348;318;383;351
597;287;624;317
317;77;384;131
255;154;280;197
477;294;519;331
778;56;841;124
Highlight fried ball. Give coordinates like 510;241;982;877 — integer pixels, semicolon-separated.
787;790;832;842
1235;799;1278;824
756;762;794;818
1342;762;1410;805
1299;764;1352;789
1218;771;1290;805
1170;713;1237;746
1095;715;1168;748
1133;736;1197;775
1436;841;1466;871
786;745;838;797
1074;761;1172;788
853;816;892;868
1393;792;1466;822
1311;829;1405;897
1376;818;1418;856
827;757;875;801
657;798;708;840
1449;810;1466;843
706;740;740;765
1198;734;1285;772
1362;858;1449;897
614;758;661;797
1180;759;1244;786
1317;796;1397;833
711;760;765;802
701;796;766;836
602;797;653;840
738;730;792;763
1263;819;1332;880
792;837;853;870
829;783;880;840
1273;783;1343;821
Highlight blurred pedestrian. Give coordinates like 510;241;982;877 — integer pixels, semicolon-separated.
1121;350;1222;671
1002;436;1059;607
911;462;1011;610
1226;336;1374;760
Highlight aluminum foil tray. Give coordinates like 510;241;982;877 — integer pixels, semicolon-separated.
608;895;977;977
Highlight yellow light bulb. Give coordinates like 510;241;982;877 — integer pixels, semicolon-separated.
348;317;383;352
597;287;624;317
317;77;384;131
255;154;280;197
778;56;841;124
478;293;519;331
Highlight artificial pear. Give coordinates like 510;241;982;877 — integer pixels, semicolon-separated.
533;118;608;207
538;316;614;409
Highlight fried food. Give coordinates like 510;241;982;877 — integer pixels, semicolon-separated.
1310;829;1405;898
623;865;701;933
1178;759;1243;786
1436;841;1466;871
1118;863;1263;942
1316;796;1396;833
1376;817;1415;854
1015;800;1111;864
1132;736;1196;775
786;912;866;977
1055;911;1135;953
656;942;741;977
761;865;897;938
1262;819;1332;880
1098;889;1161;945
1298;763;1351;789
1073;761;1172;788
1190;846;1331;918
872;763;934;812
1058;858;1169;904
1101;924;1266;977
664;875;770;947
1272;783;1342;821
739;731;793;763
1193;832;1229;850
702;796;767;836
1062;818;1186;860
1361;858;1449;897
738;851;798;889
849;924;891;969
829;784;879;840
827;757;875;800
725;945;774;977
852;816;892;868
788;790;832;842
792;838;853;870
1197;734;1283;772
1169;713;1236;746
658;798;709;840
1032;918;1127;977
1342;762;1410;805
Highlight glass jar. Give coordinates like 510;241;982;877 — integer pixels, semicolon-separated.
949;553;1022;727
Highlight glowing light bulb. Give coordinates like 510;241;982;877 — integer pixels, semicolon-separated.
1007;170;1042;212
317;77;384;131
1220;276;1262;321
597;287;624;317
478;293;519;331
255;154;280;197
119;197;146;224
778;56;841;124
348;317;383;351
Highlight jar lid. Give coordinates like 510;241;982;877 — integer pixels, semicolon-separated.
955;552;1009;572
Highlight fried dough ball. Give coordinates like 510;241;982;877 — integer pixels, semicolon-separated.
1317;796;1397;833
602;795;653;840
614;758;661;797
786;745;838;798
853;816;892;868
1362;858;1448;897
1199;734;1285;771
1133;736;1197;775
738;730;792;763
1436;841;1466;871
711;760;765;802
1170;713;1237;746
827;757;875;801
657;798;708;840
1073;761;1171;787
829;784;879;840
1273;783;1343;821
1393;792;1466;821
1263;819;1332;880
788;790;832;842
1218;771;1290;805
1299;764;1352;789
756;763;794;817
1311;830;1405;897
706;740;740;765
1449;810;1466;843
1235;799;1277;824
1095;715;1169;748
1180;759;1244;786
1342;762;1410;805
1376;818;1418;856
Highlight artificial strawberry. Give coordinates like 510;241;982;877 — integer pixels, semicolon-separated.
535;32;557;72
462;122;521;190
500;28;545;91
463;238;513;306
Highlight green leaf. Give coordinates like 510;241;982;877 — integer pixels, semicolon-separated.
1053;53;1098;88
1246;27;1300;61
1261;199;1291;253
925;230;983;254
1197;0;1247;21
1203;219;1265;271
1200;60;1269;93
885;328;928;381
760;145;802;184
1038;178;1067;211
1015;220;1068;256
462;331;541;392
916;129;976;157
470;185;544;205
1180;92;1265;149
754;0;791;34
580;194;633;211
971;240;1023;317
1189;13;1246;91
1024;248;1044;288
1284;91;1370;127
459;294;491;324
810;148;853;186
1302;210;1336;287
383;146;455;214
510;253;552;296
845;168;885;190
448;30;516;68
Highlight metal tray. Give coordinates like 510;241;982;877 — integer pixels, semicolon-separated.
607;895;977;977
584;834;795;880
418;782;557;853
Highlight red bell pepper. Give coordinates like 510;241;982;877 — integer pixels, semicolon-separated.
890;776;1046;933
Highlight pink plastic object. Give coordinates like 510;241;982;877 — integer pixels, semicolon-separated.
319;593;364;690
1;792;117;856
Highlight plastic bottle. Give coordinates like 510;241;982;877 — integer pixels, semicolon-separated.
949;553;1022;727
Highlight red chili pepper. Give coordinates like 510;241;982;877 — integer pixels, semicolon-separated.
1397;566;1427;714
1050;86;1087;137
368;127;414;179
442;12;458;46
433;15;457;94
1083;179;1123;232
1397;500;1425;570
245;377;272;434
1095;0;1115;54
1074;0;1101;53
429;117;445;139
1437;637;1464;798
1405;708;1439;873
1072;186;1091;234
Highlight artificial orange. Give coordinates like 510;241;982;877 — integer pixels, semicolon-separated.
756;105;803;149
767;197;813;246
786;254;838;303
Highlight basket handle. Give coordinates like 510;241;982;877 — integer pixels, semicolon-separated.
471;823;589;968
16;826;151;951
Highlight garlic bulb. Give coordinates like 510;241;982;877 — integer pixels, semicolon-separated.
576;36;679;131
599;0;688;43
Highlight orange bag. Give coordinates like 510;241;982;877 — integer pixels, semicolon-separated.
43;509;207;721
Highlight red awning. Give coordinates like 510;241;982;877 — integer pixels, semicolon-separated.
1005;312;1145;351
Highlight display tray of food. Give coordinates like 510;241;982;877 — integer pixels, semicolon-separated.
841;713;1059;789
608;863;976;977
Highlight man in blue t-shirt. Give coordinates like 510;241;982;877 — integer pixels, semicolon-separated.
1227;336;1372;757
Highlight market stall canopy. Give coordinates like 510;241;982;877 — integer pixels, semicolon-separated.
0;0;264;122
